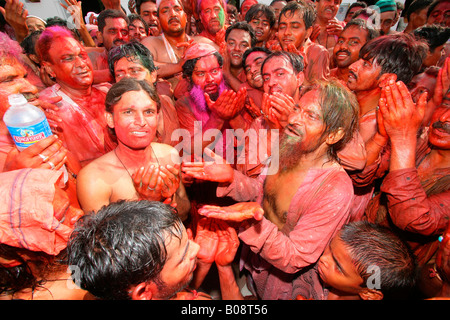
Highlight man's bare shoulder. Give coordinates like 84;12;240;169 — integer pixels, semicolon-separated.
192;35;219;49
141;35;164;46
78;151;117;178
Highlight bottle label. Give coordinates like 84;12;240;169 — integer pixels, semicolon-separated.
7;119;52;149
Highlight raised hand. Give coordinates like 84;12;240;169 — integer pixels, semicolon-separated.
378;80;427;143
206;87;246;120
268;92;296;129
198;202;264;222
215;221;240;267
194;218;220;264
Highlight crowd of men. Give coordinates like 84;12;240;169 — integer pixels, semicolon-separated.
0;0;449;301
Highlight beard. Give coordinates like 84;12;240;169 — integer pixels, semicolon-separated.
152;272;194;300
277;125;324;172
189;80;228;112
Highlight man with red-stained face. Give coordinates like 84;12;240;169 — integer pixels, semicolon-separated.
198;0;227;43
277;1;330;85
175;43;247;158
37;26;116;166
88;9;130;72
330;19;377;84
137;0;161;36
141;0;218;93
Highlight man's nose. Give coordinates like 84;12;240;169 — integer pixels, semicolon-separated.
18;78;38;96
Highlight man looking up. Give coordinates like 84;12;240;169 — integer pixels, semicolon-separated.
196;79;359;300
312;0;345;52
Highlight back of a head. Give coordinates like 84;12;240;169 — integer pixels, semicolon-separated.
413;24;450;51
339;221;417;299
359;33;428;84
66;200;183;300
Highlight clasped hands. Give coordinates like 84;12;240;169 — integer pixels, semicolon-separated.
133;163;181;205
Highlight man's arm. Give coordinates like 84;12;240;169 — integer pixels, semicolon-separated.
76;164;112;213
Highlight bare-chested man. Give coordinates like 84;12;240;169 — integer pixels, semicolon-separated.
192;79;359;300
76;78;190;220
141;0;217;90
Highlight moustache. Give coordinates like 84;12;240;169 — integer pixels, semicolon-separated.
336;50;351;56
349;70;357;80
432;121;450;134
284;123;303;137
169;17;180;24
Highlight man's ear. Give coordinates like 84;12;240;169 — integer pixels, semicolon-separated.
378;73;397;88
326;128;345;146
105;112;114;129
296;71;305;88
130;282;154;300
359;288;384;300
150;70;158;85
305;26;313;41
96;30;104;44
42;61;56;78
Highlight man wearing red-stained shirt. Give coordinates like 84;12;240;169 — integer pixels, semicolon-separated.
196;80;359;300
365;80;449;297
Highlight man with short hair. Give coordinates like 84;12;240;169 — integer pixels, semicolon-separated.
245;4;276;48
413;24;450;69
67;200;202;300
277;1;330;85
198;0;227;44
426;0;450;27
347;33;428;220
136;0;161;35
222;21;256;91
88;9;129;72
128;13;149;41
108;41;180;146
311;0;345;52
141;0;217;91
403;0;433;33
330;19;379;84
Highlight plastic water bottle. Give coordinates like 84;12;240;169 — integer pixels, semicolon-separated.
3;94;68;183
3;93;53;151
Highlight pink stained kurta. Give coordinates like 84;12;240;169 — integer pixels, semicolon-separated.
217;165;354;300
